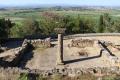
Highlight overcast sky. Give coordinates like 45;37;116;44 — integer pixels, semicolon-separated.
0;0;120;6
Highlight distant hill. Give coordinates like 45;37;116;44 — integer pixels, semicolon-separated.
0;4;120;10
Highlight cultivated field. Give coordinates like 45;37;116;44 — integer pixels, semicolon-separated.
1;9;120;22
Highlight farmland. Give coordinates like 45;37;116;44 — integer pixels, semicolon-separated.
1;9;120;22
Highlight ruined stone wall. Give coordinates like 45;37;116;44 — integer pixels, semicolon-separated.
0;38;51;67
0;42;32;67
0;46;3;53
68;38;94;48
22;38;51;48
0;66;119;79
0;46;8;53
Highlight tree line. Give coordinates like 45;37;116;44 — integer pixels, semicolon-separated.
1;12;120;38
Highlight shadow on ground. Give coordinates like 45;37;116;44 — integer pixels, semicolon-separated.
1;40;23;49
64;54;101;64
18;50;34;69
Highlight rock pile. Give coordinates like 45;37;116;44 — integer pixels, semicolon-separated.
68;38;94;48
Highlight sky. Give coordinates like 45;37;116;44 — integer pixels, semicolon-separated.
0;0;120;7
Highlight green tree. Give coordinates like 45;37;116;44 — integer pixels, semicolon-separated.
98;15;104;33
97;13;113;33
40;12;65;35
22;18;40;37
10;23;24;38
0;18;14;38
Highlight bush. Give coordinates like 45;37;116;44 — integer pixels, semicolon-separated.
18;73;28;80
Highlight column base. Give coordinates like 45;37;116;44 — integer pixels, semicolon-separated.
57;62;64;65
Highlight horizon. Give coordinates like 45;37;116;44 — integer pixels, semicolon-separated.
0;0;120;7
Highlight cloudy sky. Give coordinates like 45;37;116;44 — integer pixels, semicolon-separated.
0;0;120;6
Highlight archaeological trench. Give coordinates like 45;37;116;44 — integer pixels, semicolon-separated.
1;33;120;78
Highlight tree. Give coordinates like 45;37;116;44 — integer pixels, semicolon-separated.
10;23;24;38
0;18;14;38
97;13;113;33
40;12;65;36
98;15;104;33
22;19;40;37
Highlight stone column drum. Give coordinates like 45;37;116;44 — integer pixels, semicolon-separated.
54;28;66;65
57;34;64;65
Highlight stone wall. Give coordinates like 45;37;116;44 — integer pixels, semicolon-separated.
22;38;51;48
0;42;32;67
0;38;51;67
65;33;120;39
68;38;94;48
0;47;9;53
0;46;3;53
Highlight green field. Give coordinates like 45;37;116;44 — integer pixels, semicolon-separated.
1;9;120;22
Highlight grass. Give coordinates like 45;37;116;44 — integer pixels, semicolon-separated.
18;73;28;80
102;75;120;80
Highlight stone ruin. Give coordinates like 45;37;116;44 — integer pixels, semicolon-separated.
68;38;95;48
22;38;51;48
1;36;120;78
77;49;89;57
98;40;120;52
0;44;9;53
0;66;119;79
0;41;32;67
105;41;120;50
0;45;3;53
0;38;52;67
